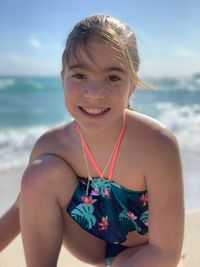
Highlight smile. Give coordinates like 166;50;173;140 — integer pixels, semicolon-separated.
79;106;110;116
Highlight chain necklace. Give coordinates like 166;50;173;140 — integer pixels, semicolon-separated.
77;117;126;195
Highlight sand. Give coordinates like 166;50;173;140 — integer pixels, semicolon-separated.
182;210;200;267
0;235;93;267
0;211;199;266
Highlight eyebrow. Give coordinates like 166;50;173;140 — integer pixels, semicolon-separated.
67;63;87;70
67;63;126;73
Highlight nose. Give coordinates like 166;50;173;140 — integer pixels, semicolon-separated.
83;81;105;101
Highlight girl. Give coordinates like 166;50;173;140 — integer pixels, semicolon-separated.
0;14;184;267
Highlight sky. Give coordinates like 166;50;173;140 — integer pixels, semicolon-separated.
0;0;200;78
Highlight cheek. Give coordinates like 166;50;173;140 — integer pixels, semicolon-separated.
63;82;73;108
110;85;131;104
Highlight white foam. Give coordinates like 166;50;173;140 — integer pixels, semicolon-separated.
176;77;200;92
24;79;44;90
0;78;16;90
148;76;200;92
0;126;49;170
157;103;200;150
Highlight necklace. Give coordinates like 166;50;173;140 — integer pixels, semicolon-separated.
76;117;126;195
80;130;120;195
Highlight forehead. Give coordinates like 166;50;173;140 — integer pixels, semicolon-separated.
67;40;126;73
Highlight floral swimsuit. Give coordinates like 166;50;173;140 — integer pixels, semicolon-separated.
66;121;149;266
66;176;148;265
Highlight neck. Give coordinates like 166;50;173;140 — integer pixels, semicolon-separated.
78;113;126;149
77;112;127;180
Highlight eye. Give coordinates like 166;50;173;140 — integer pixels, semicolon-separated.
108;75;121;82
72;73;86;79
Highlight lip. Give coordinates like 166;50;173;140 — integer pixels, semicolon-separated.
78;106;110;117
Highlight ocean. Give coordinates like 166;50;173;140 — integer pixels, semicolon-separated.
0;75;200;211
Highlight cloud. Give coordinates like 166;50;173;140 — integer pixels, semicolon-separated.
28;34;41;49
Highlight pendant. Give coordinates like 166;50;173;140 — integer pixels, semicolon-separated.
86;176;93;196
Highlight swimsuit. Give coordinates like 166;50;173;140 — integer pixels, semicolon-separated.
67;176;148;265
66;120;149;266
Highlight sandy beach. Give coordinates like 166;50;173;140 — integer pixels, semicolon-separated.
0;211;199;266
0;235;94;267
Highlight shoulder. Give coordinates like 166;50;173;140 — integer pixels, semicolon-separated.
29;120;77;163
127;109;178;148
128;110;183;191
126;110;181;175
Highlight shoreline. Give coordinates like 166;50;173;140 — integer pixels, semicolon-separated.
0;211;199;266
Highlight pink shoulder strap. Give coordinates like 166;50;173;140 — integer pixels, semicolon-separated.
77;125;104;178
76;117;126;180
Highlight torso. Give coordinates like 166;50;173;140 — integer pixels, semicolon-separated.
30;109;166;247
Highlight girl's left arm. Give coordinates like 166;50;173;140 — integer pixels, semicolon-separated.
124;129;185;267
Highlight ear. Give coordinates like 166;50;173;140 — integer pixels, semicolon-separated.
60;70;64;81
128;86;136;98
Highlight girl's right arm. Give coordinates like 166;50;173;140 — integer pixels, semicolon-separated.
0;194;20;251
0;132;48;251
0;128;66;251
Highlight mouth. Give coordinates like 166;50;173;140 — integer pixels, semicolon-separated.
79;106;110;116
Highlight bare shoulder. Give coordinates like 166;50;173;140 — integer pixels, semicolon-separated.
29;120;77;164
127;109;182;184
127;110;179;150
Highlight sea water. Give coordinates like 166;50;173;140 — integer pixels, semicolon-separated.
0;75;200;211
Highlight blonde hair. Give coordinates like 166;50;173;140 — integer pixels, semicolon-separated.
62;14;152;109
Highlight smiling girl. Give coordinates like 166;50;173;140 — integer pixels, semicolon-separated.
0;14;184;267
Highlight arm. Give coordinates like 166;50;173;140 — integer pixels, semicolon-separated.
0;132;51;251
124;129;184;267
0;127;65;252
0;135;44;251
0;194;20;251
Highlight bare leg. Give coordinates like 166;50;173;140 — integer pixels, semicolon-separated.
62;212;106;265
0;195;20;251
111;244;184;267
20;155;78;267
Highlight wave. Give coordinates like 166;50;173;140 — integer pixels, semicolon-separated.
146;76;200;92
0;76;61;91
0;78;16;90
23;79;45;90
157;103;200;150
0;126;49;170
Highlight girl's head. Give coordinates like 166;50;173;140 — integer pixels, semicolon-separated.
62;14;148;90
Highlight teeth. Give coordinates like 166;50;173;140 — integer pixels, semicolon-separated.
81;107;108;115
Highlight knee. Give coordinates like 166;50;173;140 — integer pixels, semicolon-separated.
21;154;77;200
21;155;54;193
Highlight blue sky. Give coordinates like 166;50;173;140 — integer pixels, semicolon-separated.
0;0;199;78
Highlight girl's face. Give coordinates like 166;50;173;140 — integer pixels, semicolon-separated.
61;40;135;133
